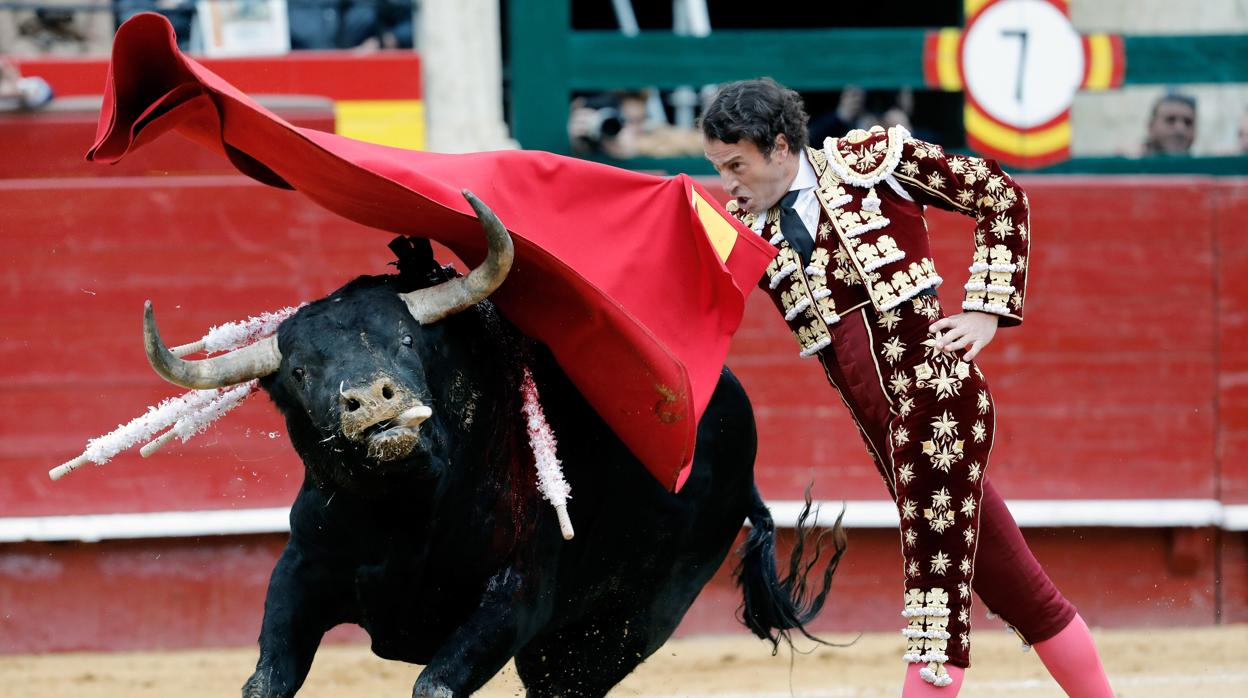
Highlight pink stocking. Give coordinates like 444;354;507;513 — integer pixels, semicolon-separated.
902;662;965;696
1032;613;1114;697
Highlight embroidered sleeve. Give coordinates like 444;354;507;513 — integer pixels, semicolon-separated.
890;138;1030;326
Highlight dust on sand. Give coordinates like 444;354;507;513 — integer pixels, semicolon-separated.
1;625;1243;697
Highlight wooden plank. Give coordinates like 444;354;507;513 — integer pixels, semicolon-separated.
1123;34;1248;85
567;30;926;90
506;0;572;153
1214;181;1248;504
15;50;423;100
0;528;1216;653
0;107;335;180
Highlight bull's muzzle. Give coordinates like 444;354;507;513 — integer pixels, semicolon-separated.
339;377;432;462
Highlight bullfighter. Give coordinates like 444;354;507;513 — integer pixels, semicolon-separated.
701;78;1114;697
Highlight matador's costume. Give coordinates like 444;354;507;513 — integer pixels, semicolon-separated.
727;125;1076;686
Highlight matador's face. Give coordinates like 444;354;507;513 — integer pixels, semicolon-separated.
704;134;798;215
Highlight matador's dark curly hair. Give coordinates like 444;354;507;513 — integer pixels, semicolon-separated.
700;77;810;157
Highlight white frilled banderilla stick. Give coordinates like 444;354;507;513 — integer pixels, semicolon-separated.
48;382;259;481
520;366;574;540
139;382;259;457
168;305;301;357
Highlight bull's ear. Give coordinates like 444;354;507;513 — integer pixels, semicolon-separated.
388;236;444;286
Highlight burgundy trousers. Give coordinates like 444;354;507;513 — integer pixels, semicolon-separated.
814;295;1075;670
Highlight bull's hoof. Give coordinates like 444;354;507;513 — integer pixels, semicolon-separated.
412;676;455;698
243;668;294;698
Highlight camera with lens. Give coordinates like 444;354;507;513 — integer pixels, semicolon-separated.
571;94;626;150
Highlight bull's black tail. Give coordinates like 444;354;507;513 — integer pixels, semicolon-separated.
734;484;846;653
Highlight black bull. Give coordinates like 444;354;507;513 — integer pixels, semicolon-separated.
142;196;844;697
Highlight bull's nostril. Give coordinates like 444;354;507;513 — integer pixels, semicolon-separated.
346;398;361;412
382;385;394;400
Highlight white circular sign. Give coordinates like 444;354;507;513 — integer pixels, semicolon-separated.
961;0;1084;129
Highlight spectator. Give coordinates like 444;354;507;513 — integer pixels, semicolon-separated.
1;0;114;55
809;86;867;146
1142;91;1196;156
569;90;702;159
289;0;414;51
881;105;911;130
0;59;54;111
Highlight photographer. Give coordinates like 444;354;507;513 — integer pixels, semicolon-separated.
568;89;702;159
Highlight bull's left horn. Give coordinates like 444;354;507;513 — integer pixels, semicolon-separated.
400;190;514;324
144;301;282;389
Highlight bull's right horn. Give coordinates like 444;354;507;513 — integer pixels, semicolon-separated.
400;190;514;324
144;301;282;389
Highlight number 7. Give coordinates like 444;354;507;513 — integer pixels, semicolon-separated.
1001;29;1029;103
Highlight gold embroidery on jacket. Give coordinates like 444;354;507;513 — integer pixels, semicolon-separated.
758;197;842;357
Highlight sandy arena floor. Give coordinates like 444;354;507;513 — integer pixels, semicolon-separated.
1;625;1242;697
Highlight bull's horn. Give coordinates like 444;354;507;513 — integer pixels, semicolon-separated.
144;301;282;389
400;190;514;324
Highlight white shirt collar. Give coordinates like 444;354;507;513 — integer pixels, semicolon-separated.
791;149;817;192
750;150;817;234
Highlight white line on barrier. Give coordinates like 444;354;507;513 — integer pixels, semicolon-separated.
0;498;1242;543
0;508;291;543
767;498;1228;529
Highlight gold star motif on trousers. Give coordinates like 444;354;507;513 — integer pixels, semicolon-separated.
972;421;987;443
977;390;991;414
967;461;983;481
882;336;906;364
931;411;958;439
960;496;977;518
891;372;913;396
901;499;918;520
926;366;962;400
877;309;902;331
897;463;915;484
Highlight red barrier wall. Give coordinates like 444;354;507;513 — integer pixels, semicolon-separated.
0;528;1220;653
14;51;422;100
1;101;1245;651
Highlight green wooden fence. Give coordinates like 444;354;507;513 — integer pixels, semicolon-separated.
508;0;1248;175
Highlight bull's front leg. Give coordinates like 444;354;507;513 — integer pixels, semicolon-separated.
412;565;551;697
243;543;349;698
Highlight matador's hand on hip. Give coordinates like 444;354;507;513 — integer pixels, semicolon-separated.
930;311;999;362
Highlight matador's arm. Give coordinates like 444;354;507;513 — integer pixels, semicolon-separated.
890;139;1031;327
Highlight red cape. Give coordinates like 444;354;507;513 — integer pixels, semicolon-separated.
87;13;775;491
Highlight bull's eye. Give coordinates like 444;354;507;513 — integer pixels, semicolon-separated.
292;367;305;382
401;335;413;347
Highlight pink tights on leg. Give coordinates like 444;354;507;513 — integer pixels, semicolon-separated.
902;663;965;696
900;614;1113;696
1032;613;1114;697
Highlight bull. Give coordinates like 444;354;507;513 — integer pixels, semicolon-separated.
141;192;844;697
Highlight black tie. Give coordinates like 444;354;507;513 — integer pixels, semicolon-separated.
778;189;814;266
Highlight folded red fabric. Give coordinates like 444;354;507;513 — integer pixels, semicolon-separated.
87;13;775;490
